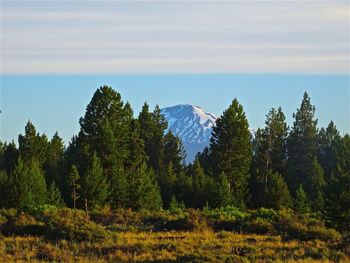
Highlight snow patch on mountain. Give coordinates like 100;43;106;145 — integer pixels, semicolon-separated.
161;104;217;163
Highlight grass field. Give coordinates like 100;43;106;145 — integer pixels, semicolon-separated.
0;206;348;262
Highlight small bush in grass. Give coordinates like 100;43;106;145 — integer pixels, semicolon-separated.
1;212;46;236
42;208;108;242
246;218;275;235
249;208;279;223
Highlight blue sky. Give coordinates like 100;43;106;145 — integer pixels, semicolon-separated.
0;1;349;145
1;74;349;145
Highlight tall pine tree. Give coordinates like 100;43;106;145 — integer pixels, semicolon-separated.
82;153;109;208
287;93;320;198
210;98;252;208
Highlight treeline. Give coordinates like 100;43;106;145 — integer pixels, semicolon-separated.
0;86;349;231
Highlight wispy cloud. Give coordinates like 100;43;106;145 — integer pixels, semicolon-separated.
1;1;349;74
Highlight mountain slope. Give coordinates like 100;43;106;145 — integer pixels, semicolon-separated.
161;104;217;163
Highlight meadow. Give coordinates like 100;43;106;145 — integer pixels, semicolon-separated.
0;206;348;262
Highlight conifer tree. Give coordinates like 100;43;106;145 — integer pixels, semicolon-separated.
77;86;132;178
294;185;310;214
124;119;147;174
309;159;325;211
27;160;47;207
18;121;49;165
109;166;128;208
210;98;252;208
266;172;292;210
128;162;162;210
82;153;109;208
9;157;47;209
317;121;340;182
47;181;64;207
2;141;19;175
214;172;233;208
164;131;185;173
44;132;64;186
325;134;350;229
287;92;318;197
158;162;177;208
251;108;288;207
138;103;167;172
68;165;80;209
0;170;10;207
191;159;208;208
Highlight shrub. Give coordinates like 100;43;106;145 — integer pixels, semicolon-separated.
1;212;46;236
42;208;108;242
248;208;279;223
246;218;275;235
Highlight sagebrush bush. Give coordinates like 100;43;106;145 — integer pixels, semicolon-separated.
42;208;108;242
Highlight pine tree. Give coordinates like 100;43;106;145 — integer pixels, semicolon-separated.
214;172;233;208
46;181;64;207
2;141;19;175
0;170;10;208
325;134;350;230
294;184;310;214
158;162;177;208
44;132;64;186
309;159;325;211
109;166;128;208
251;108;288;208
9;157;47;209
124;119;147;174
210;98;252;208
76;86;132;181
68;165;80;209
82;153;109;208
27;160;47;207
163;131;185;173
128;162;162;210
18;121;49;166
138;103;167;172
317;121;340;182
191;159;208;208
266;172;292;210
287;92;318;196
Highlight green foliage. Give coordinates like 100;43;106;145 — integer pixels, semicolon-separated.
251;108;288;208
82;152;109;208
128;162;162;210
44;132;64;186
214;172;233;208
287;92;318;196
42;208;108;242
169;196;186;213
138;103;167;172
68;165;80;209
294;185;311;214
9;157;47;210
309;158;325;211
46;182;64;207
210;98;252;209
18;121;49;166
325;134;350;230
266;172;292;209
0;170;10;208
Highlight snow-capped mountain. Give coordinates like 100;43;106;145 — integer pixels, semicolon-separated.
161;104;217;163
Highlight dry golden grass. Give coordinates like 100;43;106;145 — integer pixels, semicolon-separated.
1;230;348;262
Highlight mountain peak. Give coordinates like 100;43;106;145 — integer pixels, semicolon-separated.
161;104;217;163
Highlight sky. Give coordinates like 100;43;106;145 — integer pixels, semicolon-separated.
0;1;349;145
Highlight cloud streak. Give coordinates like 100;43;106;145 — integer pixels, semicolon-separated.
1;1;349;74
